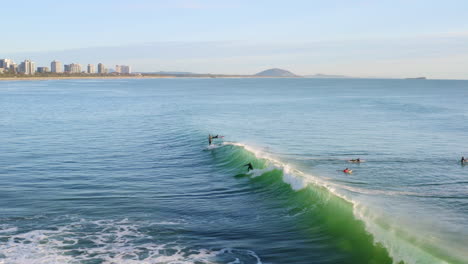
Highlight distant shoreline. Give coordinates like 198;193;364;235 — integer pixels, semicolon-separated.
1;75;466;81
0;75;307;81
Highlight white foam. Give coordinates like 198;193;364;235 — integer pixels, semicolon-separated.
0;219;263;264
282;164;308;190
0;225;18;234
0;227;76;264
205;144;224;150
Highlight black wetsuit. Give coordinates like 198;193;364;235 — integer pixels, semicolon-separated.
208;135;219;145
244;163;253;171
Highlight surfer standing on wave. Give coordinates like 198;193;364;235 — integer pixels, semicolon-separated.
244;163;254;172
208;134;223;145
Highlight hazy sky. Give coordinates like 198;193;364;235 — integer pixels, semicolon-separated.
2;0;468;78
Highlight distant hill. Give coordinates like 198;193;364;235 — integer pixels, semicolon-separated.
255;68;298;77
304;74;352;79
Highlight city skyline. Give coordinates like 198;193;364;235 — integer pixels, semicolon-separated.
0;58;131;75
2;0;468;79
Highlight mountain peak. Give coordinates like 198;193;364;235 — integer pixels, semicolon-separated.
255;68;298;77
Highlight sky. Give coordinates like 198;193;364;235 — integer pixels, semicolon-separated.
2;0;468;79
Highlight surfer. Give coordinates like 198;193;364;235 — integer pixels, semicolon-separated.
349;158;361;163
462;157;466;163
343;168;352;174
208;134;223;145
244;162;254;172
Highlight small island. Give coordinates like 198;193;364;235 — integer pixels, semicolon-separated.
405;77;427;80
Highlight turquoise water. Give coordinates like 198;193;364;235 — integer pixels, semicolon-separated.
0;78;467;264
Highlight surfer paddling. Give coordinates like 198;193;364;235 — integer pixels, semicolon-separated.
349;158;361;163
343;168;352;174
244;163;254;172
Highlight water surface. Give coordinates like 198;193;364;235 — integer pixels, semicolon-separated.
0;78;467;264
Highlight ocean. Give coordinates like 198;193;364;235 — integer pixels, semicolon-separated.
0;78;467;264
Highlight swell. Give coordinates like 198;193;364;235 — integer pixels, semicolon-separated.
212;142;465;264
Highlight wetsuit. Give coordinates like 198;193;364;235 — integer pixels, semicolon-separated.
244;163;253;171
208;135;220;145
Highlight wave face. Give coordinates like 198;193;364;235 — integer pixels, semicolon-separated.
214;142;395;263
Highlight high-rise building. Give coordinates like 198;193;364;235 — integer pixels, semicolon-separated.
0;59;14;69
115;65;131;74
98;63;107;74
19;60;36;75
51;60;63;73
37;67;50;73
64;64;71;73
69;63;82;73
29;61;36;75
87;64;95;74
9;64;18;73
